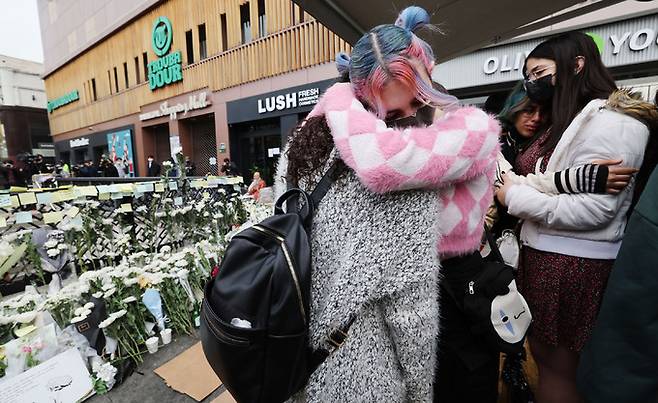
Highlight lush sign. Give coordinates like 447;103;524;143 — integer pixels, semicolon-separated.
257;88;320;114
148;17;182;90
47;90;79;113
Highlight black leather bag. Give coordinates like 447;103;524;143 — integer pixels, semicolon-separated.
200;162;350;403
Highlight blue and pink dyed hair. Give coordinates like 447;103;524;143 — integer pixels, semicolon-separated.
336;6;458;118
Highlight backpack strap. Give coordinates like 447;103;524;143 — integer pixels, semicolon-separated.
309;315;357;371
309;159;346;208
483;226;505;263
286;159;346;214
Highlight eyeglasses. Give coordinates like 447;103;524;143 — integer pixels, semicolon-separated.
524;63;556;82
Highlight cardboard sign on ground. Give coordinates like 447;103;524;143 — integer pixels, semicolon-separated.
154;341;222;401
211;391;237;403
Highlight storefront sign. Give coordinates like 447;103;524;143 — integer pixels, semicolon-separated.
481;26;658;76
148;16;183;90
257;88;320;114
608;28;658;54
434;13;658;90
107;129;135;176
227;79;334;124
47;89;79;113
69;138;89;148
139;92;211;121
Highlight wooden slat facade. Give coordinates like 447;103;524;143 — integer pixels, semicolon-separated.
45;0;351;136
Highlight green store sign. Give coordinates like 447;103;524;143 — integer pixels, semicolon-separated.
148;16;183;91
47;89;79;113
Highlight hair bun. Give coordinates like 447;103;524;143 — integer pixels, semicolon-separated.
395;6;431;33
335;52;351;75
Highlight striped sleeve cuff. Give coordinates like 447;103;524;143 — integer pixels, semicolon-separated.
553;164;609;194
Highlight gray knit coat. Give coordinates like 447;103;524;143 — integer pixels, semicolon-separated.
274;149;442;402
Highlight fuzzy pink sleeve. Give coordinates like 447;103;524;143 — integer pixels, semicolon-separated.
321;83;501;193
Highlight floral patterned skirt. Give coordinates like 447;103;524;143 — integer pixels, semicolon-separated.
517;247;614;352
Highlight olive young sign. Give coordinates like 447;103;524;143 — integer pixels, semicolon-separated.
433;14;658;90
148;17;182;90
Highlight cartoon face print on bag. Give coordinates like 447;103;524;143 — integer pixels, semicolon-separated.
490;279;532;343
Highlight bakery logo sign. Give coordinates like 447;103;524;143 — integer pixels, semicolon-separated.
148;16;183;90
139;92;211;121
257;88;320;114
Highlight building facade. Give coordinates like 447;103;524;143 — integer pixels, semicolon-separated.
433;3;658;110
0;55;52;164
39;0;350;180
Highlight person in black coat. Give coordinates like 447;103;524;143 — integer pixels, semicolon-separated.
101;158;119;177
146;155;161;177
79;160;97;177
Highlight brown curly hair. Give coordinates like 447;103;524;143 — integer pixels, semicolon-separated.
285;115;336;186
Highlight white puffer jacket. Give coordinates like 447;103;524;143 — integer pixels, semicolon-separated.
505;92;653;259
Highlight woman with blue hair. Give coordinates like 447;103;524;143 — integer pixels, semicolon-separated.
277;6;502;402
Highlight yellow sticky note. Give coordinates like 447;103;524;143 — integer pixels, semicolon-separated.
98;193;110;201
67;206;80;218
10;196;19;208
191;180;204;189
57;189;75;202
14;325;37;338
0;216;6;228
18;192;37;206
43;211;64;224
154;183;165;193
120;203;133;213
120;184;134;193
202;192;210;200
79;186;98;197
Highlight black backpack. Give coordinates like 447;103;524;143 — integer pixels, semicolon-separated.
200;162;351;403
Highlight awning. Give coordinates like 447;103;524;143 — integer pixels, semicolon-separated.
292;0;625;62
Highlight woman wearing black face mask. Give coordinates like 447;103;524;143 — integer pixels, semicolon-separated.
496;32;658;403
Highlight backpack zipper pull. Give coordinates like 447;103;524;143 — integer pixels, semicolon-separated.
468;281;475;295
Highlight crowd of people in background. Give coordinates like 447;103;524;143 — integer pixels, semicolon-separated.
0;153;214;188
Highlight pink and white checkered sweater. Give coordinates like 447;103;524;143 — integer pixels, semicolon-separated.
309;83;501;256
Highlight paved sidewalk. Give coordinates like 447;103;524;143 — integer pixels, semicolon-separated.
88;332;228;403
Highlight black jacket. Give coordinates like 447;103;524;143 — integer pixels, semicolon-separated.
146;161;161;177
577;166;658;403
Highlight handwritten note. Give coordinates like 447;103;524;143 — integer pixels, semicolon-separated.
0;194;11;208
66;206;80;218
136;183;154;193
36;192;54;205
18;192;37;206
43;211;64;224
14;211;33;224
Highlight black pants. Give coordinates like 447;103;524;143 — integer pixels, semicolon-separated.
434;252;499;403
